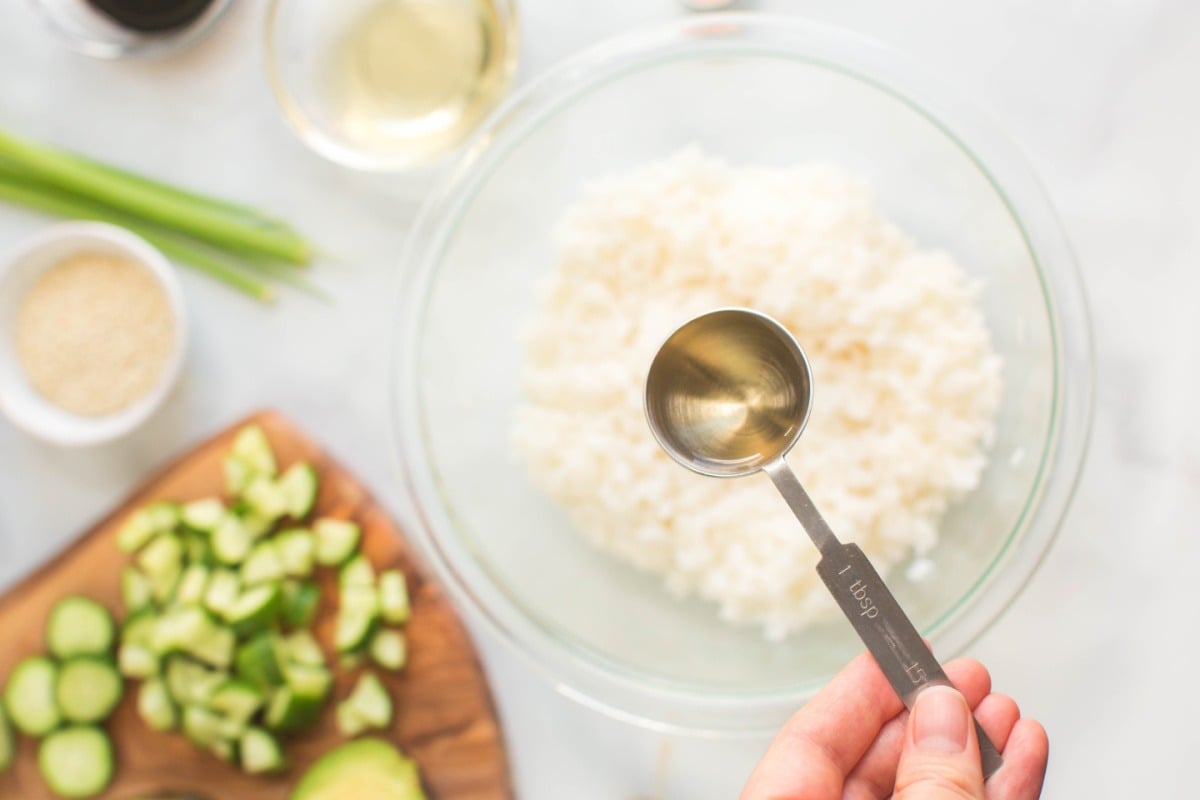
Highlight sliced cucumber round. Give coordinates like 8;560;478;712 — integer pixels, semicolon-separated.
5;656;61;736
47;596;115;659
38;726;114;798
57;657;123;724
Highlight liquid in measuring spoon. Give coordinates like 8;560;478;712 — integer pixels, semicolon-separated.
652;329;804;467
326;0;513;164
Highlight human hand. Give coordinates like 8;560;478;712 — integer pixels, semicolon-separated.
740;651;1048;799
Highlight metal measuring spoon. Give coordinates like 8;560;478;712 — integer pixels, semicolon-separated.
644;307;1003;779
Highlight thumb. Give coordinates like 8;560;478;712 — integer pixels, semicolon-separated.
893;686;985;800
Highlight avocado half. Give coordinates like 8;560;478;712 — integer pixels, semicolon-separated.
291;739;426;800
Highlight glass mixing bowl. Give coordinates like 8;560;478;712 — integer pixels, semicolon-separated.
390;14;1093;735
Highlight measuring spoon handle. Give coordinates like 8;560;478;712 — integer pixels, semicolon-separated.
816;542;1004;779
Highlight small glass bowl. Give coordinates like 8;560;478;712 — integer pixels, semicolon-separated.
28;0;235;59
391;14;1094;736
264;0;519;171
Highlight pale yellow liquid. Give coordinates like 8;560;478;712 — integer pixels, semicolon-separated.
327;0;513;166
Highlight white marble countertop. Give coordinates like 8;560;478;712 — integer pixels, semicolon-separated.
0;1;1191;797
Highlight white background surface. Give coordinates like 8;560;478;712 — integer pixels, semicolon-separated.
0;1;1191;797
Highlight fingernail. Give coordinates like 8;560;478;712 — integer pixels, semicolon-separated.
913;686;970;754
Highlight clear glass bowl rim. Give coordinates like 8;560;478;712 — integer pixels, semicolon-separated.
389;12;1095;737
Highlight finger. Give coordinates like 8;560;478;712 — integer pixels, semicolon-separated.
972;693;1021;752
893;686;985;800
843;659;992;800
985;719;1049;800
740;651;904;800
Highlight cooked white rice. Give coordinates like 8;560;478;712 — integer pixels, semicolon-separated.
513;149;1002;640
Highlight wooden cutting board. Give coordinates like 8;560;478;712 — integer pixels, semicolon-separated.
0;411;512;800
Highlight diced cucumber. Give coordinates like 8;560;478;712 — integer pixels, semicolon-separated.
241;541;286;586
277;528;316;577
283;662;333;702
281;580;320;628
339;555;375;589
369;630;408;672
118;643;159;679
138;533;185;603
173;563;211;606
154;607;235;669
235;633;283;691
240;727;286;774
264;686;322;733
284;630;325;667
278;463;318;520
336;584;380;654
117;502;180;553
334;606;377;654
244;475;287;522
341;585;378;615
0;705;13;773
240;511;275;540
227;584;281;637
379;570;412;625
47;596;115;659
182;497;225;532
231;425;277;477
213;515;252;565
313;518;361;566
192;628;236;670
183;705;243;747
224;455;254;496
165;657;227;707
209;680;264;725
204;569;242;617
185;531;214;566
137;677;178;732
38;726;114;798
337;672;392;735
120;566;153;614
57;657;123;724
5;657;60;736
121;608;158;649
336;702;369;738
